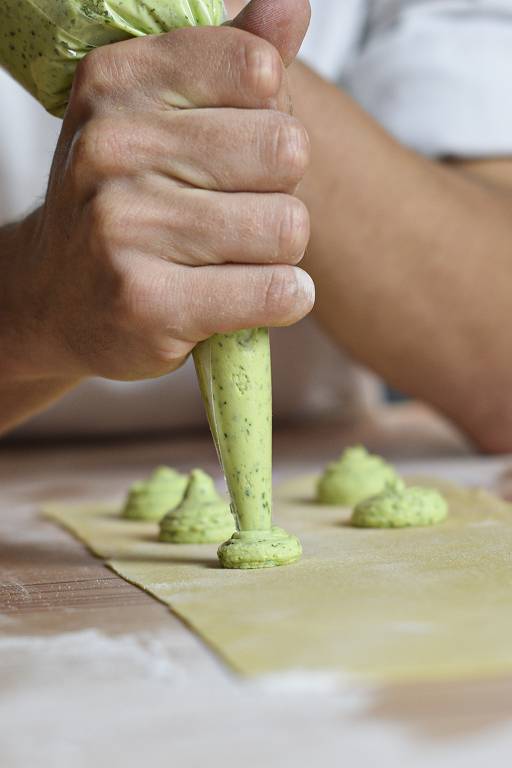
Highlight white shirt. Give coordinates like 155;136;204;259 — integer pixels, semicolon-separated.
301;0;512;158
2;0;512;436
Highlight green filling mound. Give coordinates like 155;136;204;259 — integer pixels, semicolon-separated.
159;468;234;544
351;482;448;528
122;466;188;522
218;526;302;570
316;445;399;507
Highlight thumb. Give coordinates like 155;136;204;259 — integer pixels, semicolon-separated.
229;0;311;67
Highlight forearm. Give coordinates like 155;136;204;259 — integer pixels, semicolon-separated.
0;214;81;435
0;377;80;436
290;61;512;451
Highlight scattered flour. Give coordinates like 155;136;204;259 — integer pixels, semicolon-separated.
2;629;512;768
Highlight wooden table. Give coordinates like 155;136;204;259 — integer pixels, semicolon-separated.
2;403;512;768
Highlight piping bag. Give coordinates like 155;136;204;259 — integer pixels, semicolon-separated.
0;0;302;568
0;1;224;115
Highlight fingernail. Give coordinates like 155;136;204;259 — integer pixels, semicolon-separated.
295;268;315;308
245;43;280;99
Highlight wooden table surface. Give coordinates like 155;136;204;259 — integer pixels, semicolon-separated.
2;403;512;768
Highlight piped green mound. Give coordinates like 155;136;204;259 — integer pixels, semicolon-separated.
122;466;188;522
316;445;399;507
218;527;302;570
351;482;448;528
159;469;234;544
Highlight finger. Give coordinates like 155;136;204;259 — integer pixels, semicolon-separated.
158;188;310;267
69;110;309;195
156;108;309;192
230;0;311;66
139;261;316;341
70;26;289;116
85;183;310;267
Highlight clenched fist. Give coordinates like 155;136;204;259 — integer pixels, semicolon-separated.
4;0;313;384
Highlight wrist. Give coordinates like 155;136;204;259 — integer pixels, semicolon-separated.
0;210;82;385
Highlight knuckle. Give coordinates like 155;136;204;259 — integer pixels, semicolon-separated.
271;116;310;184
238;36;282;98
69;125;96;180
86;191;128;267
108;257;147;332
277;198;310;262
116;268;167;333
88;192;117;243
73;47;115;102
70;120;126;181
72;37;151;111
80;203;134;324
123;270;155;320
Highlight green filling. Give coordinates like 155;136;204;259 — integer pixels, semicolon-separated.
316;445;399;507
194;329;303;569
159;468;234;544
351;482;448;528
194;329;272;532
218;527;302;570
122;465;188;522
194;328;302;568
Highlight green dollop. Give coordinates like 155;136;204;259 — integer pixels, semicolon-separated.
159;469;235;544
1;0;225;116
122;466;188;522
316;446;399;507
351;482;448;528
218;527;302;570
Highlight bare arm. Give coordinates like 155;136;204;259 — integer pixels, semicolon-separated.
289;61;512;452
0;214;82;434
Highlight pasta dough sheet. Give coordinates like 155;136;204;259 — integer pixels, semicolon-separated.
44;476;512;682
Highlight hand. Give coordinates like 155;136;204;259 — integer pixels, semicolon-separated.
3;0;314;383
